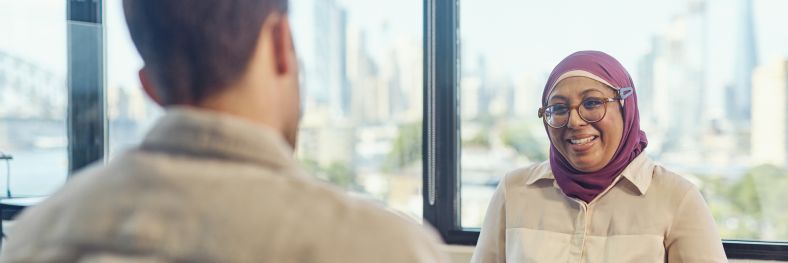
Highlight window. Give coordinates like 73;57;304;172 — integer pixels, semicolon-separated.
106;0;162;156
0;0;68;197
424;0;788;259
291;0;424;220
106;0;425;220
458;0;788;241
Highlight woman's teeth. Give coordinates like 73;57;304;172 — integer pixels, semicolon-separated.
569;136;597;145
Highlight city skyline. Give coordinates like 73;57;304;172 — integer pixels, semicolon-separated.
1;0;786;174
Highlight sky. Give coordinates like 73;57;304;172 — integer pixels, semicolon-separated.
0;0;786;94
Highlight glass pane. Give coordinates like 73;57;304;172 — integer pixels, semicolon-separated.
460;0;788;241
0;0;68;196
106;0;163;156
106;0;423;220
292;0;423;220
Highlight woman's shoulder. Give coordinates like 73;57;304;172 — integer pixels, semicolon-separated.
647;161;703;205
500;160;552;188
650;163;697;191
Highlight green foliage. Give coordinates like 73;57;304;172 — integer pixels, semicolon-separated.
384;123;422;172
300;159;358;190
700;164;788;240
463;133;490;148
326;162;354;188
500;122;548;162
730;171;762;216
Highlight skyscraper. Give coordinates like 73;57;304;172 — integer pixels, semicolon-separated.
731;0;759;125
751;59;788;168
311;0;349;120
639;8;706;157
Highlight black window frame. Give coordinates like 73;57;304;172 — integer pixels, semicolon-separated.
67;0;105;174
420;0;788;260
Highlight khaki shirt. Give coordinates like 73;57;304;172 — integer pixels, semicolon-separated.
1;107;447;263
471;153;727;263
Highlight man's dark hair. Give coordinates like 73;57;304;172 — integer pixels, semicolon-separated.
123;0;289;104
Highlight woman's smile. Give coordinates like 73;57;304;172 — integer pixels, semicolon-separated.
566;134;599;152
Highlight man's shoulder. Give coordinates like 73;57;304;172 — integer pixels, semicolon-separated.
1;159;116;260
310;195;447;262
4;150;448;262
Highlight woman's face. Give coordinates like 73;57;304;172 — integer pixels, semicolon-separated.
546;77;624;172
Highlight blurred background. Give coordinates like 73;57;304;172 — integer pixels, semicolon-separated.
0;0;785;242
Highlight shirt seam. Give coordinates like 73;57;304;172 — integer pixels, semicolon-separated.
666;186;693;241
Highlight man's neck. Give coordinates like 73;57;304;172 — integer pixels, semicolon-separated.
195;88;285;138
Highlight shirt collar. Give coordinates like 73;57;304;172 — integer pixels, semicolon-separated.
524;161;556;185
141;106;295;170
617;153;655;195
524;153;655;195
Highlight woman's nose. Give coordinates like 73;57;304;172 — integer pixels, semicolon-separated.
566;108;588;129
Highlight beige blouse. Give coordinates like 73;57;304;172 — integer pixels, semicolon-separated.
471;153;728;263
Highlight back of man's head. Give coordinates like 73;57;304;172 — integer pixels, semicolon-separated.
123;0;289;105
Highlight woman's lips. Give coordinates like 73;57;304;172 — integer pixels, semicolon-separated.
565;135;599;153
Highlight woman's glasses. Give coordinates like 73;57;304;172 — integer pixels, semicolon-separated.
538;87;633;128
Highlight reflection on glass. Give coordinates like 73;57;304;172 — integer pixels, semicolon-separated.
460;0;788;241
0;0;68;196
292;0;423;220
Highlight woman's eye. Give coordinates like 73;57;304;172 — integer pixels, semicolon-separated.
582;99;604;108
549;105;569;114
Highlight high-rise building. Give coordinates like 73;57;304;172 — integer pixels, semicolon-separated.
346;28;390;124
291;0;350;120
313;0;349;119
512;73;541;118
731;0;759;125
639;9;705;157
637;40;656;132
750;59;788;168
391;39;422;123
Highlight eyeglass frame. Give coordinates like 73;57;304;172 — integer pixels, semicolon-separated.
537;87;634;128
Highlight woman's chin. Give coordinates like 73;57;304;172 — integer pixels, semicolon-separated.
568;158;604;172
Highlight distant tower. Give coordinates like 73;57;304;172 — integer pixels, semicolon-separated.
732;0;758;125
314;0;349;120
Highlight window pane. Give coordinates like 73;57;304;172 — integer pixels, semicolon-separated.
106;0;423;220
460;0;788;241
292;0;423;220
0;0;68;196
106;0;163;156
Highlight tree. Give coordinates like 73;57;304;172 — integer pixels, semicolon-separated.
705;164;788;240
500;122;548;162
384;123;421;172
300;159;358;190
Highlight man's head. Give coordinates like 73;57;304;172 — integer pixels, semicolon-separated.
124;0;301;147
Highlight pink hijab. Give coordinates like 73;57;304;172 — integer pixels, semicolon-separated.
541;51;648;203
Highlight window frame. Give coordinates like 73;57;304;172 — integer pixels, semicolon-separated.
67;0;105;174
420;0;788;260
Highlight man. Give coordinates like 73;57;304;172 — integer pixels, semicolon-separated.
0;0;447;262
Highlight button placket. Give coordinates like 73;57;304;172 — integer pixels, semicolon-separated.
569;200;588;262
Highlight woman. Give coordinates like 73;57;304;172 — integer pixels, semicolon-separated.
471;51;727;263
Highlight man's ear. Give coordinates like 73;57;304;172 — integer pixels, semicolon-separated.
271;15;297;76
139;67;164;106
